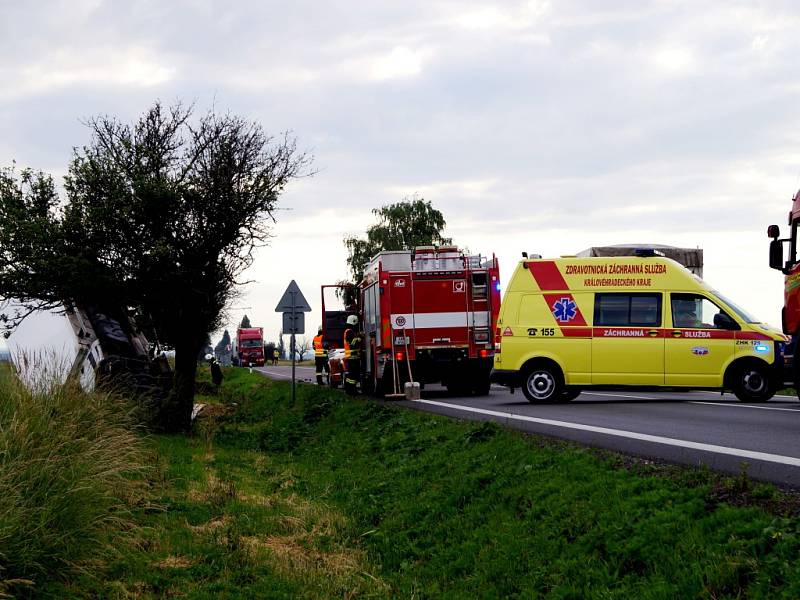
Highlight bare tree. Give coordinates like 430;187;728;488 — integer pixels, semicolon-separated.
293;336;310;361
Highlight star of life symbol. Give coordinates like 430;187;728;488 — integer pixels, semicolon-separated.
552;297;578;323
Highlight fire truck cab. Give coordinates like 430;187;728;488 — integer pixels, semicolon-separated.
323;246;501;396
767;189;800;389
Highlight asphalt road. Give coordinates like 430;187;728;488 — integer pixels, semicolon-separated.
254;365;800;486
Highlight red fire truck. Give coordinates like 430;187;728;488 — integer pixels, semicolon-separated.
322;246;501;395
768;191;800;389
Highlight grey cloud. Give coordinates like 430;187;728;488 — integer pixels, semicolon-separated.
3;0;800;236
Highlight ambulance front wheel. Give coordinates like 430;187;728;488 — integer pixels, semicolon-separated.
559;388;582;402
521;362;564;404
730;361;774;403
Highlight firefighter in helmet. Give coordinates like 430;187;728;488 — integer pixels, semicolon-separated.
312;325;329;385
343;314;363;395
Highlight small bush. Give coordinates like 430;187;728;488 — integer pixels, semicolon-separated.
0;370;152;594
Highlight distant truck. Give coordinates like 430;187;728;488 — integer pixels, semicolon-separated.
237;327;265;366
322;245;501;395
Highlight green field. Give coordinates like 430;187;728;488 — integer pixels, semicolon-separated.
8;368;800;598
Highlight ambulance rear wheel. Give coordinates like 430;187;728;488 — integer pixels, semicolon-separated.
521;363;563;404
731;361;774;402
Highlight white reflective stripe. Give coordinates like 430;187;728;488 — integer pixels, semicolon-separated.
414;400;800;467
391;312;489;329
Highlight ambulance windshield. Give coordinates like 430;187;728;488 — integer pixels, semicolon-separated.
710;290;759;324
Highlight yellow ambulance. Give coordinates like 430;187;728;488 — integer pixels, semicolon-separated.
491;252;788;403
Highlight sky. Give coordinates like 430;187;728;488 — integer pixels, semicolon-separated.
3;0;800;350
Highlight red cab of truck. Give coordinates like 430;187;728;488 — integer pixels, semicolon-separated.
322;246;501;395
767;194;799;387
237;327;265;366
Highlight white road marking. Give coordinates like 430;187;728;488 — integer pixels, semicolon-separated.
414;399;800;467
258;371;293;379
688;401;800;412
582;391;663;400
582;391;800;412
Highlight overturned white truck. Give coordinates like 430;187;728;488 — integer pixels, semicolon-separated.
6;302;171;402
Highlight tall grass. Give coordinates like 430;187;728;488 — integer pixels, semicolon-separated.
0;365;152;597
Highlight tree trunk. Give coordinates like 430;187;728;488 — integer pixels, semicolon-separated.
160;336;202;432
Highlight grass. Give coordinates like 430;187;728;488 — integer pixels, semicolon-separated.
274;359;314;367
32;368;800;598
0;366;153;598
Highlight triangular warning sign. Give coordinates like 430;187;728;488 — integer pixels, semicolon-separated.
274;280;312;312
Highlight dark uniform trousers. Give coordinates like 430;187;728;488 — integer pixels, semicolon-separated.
344;328;363;395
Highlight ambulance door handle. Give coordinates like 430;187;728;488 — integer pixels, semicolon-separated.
671;330;682;337
647;329;659;337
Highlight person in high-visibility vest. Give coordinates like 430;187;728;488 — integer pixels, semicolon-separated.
272;348;280;365
313;326;329;385
343;314;363;395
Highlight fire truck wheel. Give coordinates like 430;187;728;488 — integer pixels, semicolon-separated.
446;381;471;396
521;362;564;404
730;361;774;402
472;378;491;396
374;363;398;397
362;373;375;396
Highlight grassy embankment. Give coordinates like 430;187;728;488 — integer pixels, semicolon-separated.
0;365;153;598
7;366;800;597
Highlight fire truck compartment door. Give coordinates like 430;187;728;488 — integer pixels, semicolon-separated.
408;277;475;345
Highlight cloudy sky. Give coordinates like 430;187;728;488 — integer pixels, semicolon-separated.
3;0;800;350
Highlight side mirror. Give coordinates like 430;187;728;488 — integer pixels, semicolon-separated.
713;312;740;331
768;224;780;238
769;239;784;271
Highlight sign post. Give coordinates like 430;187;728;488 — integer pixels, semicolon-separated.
275;280;312;403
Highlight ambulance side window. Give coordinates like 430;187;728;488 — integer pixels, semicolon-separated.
594;293;662;327
671;293;735;330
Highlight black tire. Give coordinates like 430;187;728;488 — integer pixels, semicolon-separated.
446;380;472;396
558;387;581;402
731;362;774;402
472;378;491;397
521;363;564;403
